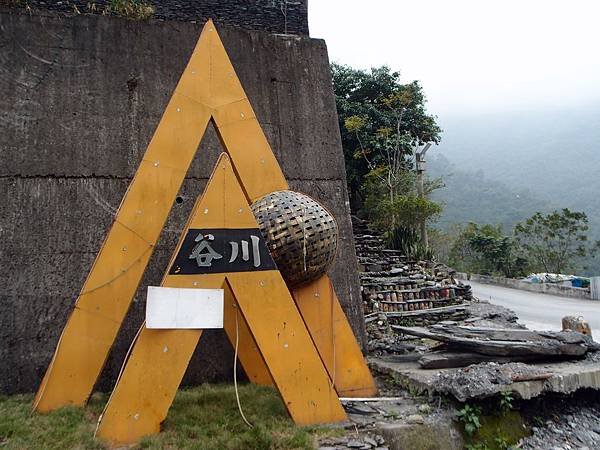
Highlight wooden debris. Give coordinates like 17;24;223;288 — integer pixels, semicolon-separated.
392;324;600;360
418;352;550;369
510;372;553;382
384;304;467;318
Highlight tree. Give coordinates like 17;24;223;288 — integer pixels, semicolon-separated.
332;64;442;255
331;64;442;210
449;223;528;278
514;209;596;274
367;186;443;232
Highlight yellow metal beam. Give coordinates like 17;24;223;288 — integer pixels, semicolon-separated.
292;277;377;397
226;272;345;425
222;282;273;386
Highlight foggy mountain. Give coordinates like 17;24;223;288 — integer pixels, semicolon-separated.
434;102;600;214
428;154;552;231
429;102;600;274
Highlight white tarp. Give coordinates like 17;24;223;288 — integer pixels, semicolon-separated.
523;273;576;284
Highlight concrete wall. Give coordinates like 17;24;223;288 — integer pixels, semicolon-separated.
0;11;364;394
456;273;592;300
21;0;309;35
591;277;600;300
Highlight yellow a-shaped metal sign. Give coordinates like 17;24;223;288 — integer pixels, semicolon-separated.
34;18;376;431
95;153;346;444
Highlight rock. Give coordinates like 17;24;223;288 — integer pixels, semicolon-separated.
364;437;377;446
562;316;592;337
418;404;432;414
347;440;365;448
406;414;425;424
378;421;464;450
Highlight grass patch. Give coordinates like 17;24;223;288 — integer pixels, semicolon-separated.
0;0;28;7
0;392;106;450
0;384;341;449
469;410;529;450
107;0;154;20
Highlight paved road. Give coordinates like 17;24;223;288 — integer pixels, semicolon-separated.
469;280;600;331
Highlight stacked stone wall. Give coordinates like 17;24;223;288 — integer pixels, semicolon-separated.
352;217;471;315
16;0;308;35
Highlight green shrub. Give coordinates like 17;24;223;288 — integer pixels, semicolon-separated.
108;0;154;19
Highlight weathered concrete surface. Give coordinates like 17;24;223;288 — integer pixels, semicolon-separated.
456;272;591;300
371;354;600;402
379;421;464;450
0;11;364;394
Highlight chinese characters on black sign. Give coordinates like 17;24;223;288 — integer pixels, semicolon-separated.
169;228;277;275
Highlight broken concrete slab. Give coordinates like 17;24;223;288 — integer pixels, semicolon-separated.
371;353;600;402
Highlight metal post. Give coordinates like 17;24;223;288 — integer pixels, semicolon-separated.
591;276;600;300
415;143;432;250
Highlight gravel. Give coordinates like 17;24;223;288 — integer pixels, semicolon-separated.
521;390;600;450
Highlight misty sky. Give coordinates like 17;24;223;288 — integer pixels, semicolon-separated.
309;0;600;117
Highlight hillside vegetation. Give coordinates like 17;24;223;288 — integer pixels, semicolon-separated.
431;103;600;274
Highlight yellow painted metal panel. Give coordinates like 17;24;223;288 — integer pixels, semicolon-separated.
96;155;344;445
73;220;153;322
188;154;258;229
34;308;121;412
34;37;212;412
215;116;288;202
222;282;273;386
141;93;212;173
226;273;347;425
172;26;212;107
212;99;256;128
292;277;378;397
206;23;248;109
95;325;205;443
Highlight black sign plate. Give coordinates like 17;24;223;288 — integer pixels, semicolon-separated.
169;228;277;275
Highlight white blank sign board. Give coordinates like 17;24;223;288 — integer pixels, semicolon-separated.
146;286;224;329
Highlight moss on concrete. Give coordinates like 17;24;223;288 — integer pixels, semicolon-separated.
470;410;530;450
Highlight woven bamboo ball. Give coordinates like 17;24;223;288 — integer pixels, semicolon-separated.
251;190;338;288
